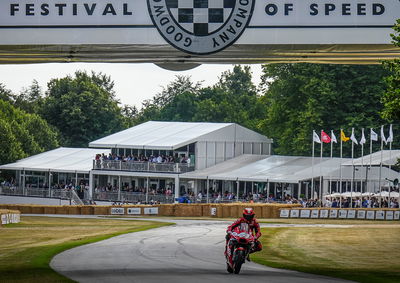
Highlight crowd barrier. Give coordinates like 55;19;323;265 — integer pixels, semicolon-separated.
0;203;301;218
279;208;400;220
0;209;21;226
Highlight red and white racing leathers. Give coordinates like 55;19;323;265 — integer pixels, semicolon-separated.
226;217;263;253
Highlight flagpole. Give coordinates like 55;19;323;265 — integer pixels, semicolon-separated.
368;128;373;201
389;124;392;203
350;128;355;209
320;130;323;207
339;129;343;208
330;130;333;197
361;128;364;195
311;131;315;202
379;125;384;208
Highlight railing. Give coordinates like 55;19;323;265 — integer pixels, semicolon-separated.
93;191;175;203
0;186;82;204
93;160;195;173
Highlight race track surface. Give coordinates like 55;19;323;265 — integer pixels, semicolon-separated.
51;219;353;283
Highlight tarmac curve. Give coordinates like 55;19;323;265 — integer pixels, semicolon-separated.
50;218;354;283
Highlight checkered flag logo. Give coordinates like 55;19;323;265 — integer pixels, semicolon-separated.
167;0;235;36
148;0;255;55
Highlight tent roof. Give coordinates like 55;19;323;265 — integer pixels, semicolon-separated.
88;121;270;150
182;155;352;183
342;150;400;166
0;147;109;173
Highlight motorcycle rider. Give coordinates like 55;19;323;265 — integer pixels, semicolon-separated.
225;208;262;261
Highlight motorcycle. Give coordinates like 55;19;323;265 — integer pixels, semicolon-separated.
225;223;255;274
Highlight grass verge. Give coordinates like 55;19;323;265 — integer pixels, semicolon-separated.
0;216;173;282
251;226;400;283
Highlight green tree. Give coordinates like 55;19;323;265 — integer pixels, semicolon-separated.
381;19;400;122
13;80;44;114
41;71;125;147
0;83;14;102
259;64;389;156
0;99;59;165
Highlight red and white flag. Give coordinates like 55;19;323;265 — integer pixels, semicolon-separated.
321;130;331;143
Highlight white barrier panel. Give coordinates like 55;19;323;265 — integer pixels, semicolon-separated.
347;210;356;219
290;209;300;218
300;210;310;218
111;207;125;215
310;210;319;219
127;208;141;215
144;207;158;215
280;209;290;218
338;210;347;219
320;210;329;218
375;210;385;220
366;211;375;220
329;209;338;218
394;211;400;220
357;210;366;219
386;211;394;220
210;207;217;216
1;214;7;225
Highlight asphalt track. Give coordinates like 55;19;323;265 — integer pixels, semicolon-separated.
50;218;354;283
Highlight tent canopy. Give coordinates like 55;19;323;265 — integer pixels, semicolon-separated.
0;147;109;174
89;121;271;150
343;150;400;166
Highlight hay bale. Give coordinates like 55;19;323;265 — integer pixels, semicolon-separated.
159;204;175;216
68;206;81;215
93;206;110;215
55;206;68;214
44;206;56;214
31;206;44;214
81;206;94;215
15;205;31;214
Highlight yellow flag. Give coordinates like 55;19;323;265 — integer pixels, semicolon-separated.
340;130;350;142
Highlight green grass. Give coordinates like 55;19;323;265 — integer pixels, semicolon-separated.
251;226;400;283
0;217;173;282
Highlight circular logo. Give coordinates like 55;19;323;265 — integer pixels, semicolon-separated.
147;0;255;55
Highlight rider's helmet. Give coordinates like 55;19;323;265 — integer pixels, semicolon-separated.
243;208;255;222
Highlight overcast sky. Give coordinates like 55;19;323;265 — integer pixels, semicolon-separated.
0;63;263;108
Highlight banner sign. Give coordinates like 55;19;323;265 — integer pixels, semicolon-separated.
127;207;141;215
394;211;400;220
385;211;394;220
111;207;125;215
375;210;385;220
310;210;319;218
280;209;289;218
366;210;375;220
320;209;329;218
0;0;399;63
144;207;159;215
357;210;366;219
338;209;347;219
347;210;356;219
329;209;338;218
290;209;299;218
300;209;311;218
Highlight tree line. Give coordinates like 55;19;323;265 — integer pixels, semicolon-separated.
0;21;399;166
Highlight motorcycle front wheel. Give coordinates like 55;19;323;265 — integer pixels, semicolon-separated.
233;250;245;274
227;263;233;273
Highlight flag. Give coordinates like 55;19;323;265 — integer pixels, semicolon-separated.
387;124;393;143
321;130;331;143
360;128;366;145
331;131;337;143
371;128;378;141
350;128;358;145
340;130;350;142
313;130;321;143
381;125;387;144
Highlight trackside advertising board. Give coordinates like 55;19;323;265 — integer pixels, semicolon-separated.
0;0;399;63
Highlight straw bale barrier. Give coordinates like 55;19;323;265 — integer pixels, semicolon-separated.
0;203;301;218
0;209;21;226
